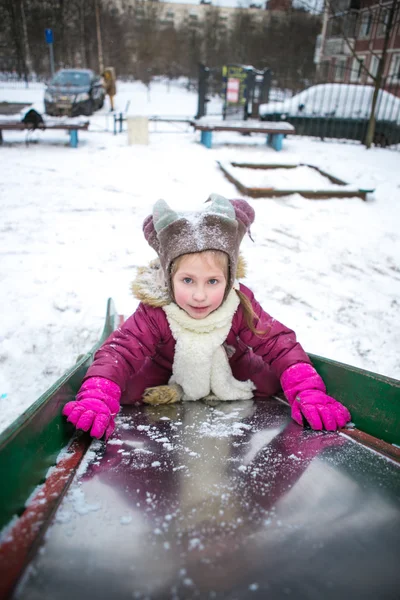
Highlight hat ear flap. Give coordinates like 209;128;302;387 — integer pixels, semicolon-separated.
230;199;255;230
206;193;236;220
153;199;180;233
143;214;160;253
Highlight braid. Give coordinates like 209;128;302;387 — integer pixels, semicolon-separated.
235;289;270;337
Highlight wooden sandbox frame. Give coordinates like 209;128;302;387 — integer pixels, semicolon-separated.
218;161;375;200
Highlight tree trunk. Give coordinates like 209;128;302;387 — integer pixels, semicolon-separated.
80;0;87;67
365;0;397;148
95;0;104;73
20;0;32;82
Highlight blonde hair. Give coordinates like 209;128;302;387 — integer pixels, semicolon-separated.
171;250;268;337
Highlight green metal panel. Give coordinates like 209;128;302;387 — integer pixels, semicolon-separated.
309;353;400;446
260;113;400;146
0;299;119;532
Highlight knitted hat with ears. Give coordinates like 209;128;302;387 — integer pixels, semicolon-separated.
142;193;255;301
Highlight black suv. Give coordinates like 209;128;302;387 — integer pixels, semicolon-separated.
44;69;105;117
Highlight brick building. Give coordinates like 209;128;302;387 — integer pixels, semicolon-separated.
110;0;268;31
317;0;400;95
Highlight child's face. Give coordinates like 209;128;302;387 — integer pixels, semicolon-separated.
172;253;227;319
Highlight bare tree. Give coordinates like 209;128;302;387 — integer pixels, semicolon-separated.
364;0;399;147
203;6;229;68
20;0;33;77
325;0;400;148
229;9;260;66
176;13;203;82
3;0;27;79
0;0;322;93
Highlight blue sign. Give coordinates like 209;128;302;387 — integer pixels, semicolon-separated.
45;28;53;44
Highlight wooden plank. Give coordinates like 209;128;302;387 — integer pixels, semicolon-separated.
192;118;295;135
340;428;400;463
0;121;89;132
0;435;90;600
194;124;295;135
218;161;372;200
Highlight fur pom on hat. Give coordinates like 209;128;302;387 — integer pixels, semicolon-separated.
142;194;255;300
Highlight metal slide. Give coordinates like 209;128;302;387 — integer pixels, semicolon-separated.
1;300;399;600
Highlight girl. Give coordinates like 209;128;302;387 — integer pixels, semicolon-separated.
63;194;351;440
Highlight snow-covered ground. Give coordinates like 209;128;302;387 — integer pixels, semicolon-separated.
1;79;399;434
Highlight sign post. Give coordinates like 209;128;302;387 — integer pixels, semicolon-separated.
222;65;249;121
45;29;55;78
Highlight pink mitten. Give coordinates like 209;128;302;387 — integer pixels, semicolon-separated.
280;363;351;431
63;376;121;439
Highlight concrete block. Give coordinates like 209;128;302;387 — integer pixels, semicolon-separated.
127;116;149;145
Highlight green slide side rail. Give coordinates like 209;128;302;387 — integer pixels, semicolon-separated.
0;299;120;532
0;300;399;532
309;352;400;448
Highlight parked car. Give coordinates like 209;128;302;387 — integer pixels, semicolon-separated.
259;83;400;147
44;69;105;117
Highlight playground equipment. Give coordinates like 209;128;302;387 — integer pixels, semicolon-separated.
196;63;272;121
0;300;399;599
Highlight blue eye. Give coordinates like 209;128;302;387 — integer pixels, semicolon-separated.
183;277;192;284
209;279;218;285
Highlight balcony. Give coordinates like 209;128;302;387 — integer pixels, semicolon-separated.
324;37;354;57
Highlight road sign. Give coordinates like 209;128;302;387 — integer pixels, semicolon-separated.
45;29;53;44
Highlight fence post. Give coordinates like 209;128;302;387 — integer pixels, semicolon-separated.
196;63;210;119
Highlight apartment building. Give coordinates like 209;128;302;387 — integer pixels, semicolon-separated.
109;0;277;32
156;2;264;29
318;0;400;94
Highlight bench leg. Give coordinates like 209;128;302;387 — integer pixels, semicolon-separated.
269;133;284;152
0;130;2;145
200;130;212;149
69;129;78;148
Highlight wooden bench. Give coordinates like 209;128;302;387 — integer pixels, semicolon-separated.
0;120;90;148
192;119;295;151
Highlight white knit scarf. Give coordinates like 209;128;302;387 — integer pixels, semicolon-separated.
163;290;255;401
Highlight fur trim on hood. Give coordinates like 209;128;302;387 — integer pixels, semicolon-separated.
131;255;247;308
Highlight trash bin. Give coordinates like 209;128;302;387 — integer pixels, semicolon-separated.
127;116;149;145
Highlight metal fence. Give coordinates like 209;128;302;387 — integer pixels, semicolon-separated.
0;72;48;89
262;65;400;150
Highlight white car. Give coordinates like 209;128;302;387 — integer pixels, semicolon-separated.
260;83;400;121
259;83;400;146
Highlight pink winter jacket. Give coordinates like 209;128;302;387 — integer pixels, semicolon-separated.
84;283;311;404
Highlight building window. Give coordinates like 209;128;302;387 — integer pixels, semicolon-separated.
327;16;343;37
334;57;346;81
368;54;380;82
389;54;400;81
359;10;372;37
328;12;357;38
318;60;330;81
344;10;357;37
350;56;364;81
377;7;390;37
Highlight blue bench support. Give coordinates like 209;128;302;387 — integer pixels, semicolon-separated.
199;127;287;151
266;133;284;152
69;129;78;148
200;130;212;149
